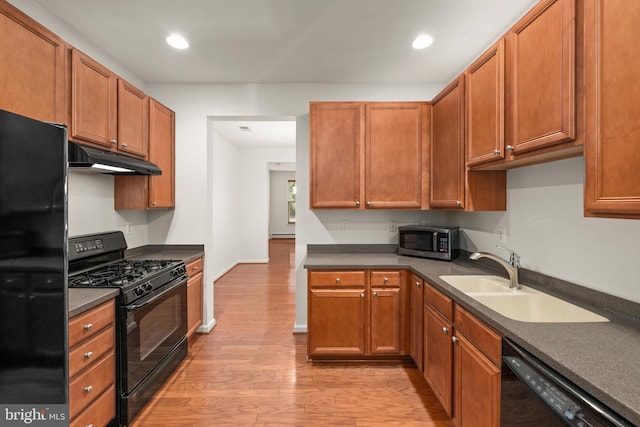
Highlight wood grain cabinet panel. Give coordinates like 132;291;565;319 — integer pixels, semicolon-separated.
431;76;466;209
424;303;453;416
410;274;424;371
310;102;427;210
466;39;505;167
506;0;576;155
115;98;175;210
309;102;363;208
307;270;407;359
0;2;67;124
584;0;640;217
118;78;149;158
71;49;117;148
186;257;204;338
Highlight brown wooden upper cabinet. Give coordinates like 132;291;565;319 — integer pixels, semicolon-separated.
466;39;505;167
115;98;175;210
0;1;67;124
71;48;149;159
431;76;506;211
310;102;427;209
505;0;578;158
584;0;640;218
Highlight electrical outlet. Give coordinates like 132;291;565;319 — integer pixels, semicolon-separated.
497;227;507;244
125;223;133;235
341;220;349;231
389;220;397;233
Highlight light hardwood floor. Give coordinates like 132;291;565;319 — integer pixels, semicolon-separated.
132;239;453;426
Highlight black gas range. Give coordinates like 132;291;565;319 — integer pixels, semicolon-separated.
68;231;188;426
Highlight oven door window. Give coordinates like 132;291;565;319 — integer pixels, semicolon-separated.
124;281;187;392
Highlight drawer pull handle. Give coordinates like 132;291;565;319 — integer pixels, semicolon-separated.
335;278;340;283
193;266;199;271
383;277;389;283
84;351;94;359
83;323;93;331
442;327;449;334
84;385;93;393
86;424;94;427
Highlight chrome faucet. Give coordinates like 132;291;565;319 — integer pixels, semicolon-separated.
469;245;521;290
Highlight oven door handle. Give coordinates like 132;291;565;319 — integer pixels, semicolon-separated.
126;276;187;311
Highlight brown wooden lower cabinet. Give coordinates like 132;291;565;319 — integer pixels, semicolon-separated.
186;257;204;338
423;282;501;427
410;274;424;371
68;299;116;427
307;270;408;359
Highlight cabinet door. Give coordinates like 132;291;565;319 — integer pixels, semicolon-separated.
71;49;117;148
453;333;500;427
308;288;367;356
584;0;640;217
118;79;148;159
187;271;203;338
148;98;175;208
431;76;465;209
506;0;575;155
410;275;424;371
466;39;505;167
0;2;67;123
424;305;453;416
365;103;425;209
370;287;401;354
310;102;363;209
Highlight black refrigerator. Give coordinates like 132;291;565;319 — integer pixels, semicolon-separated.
0;109;68;424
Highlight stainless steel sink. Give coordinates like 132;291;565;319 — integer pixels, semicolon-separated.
438;275;609;323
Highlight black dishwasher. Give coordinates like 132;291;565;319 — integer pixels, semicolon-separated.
501;339;633;427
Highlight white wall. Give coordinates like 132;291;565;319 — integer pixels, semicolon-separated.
448;157;640;303
269;171;296;238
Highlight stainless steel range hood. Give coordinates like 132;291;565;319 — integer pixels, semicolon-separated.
68;142;161;175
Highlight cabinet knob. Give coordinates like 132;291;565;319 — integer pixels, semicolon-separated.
442;327;449;334
335;278;340;283
456;200;462;207
452;336;459;343
366;201;371;207
373;292;377;297
84;351;93;359
416;281;421;287
355;201;360;207
193;266;199;271
493;149;501;155
506;145;515;152
151;201;157;206
122;143;128;148
360;293;365;298
383;277;389;283
110;139;117;145
84;385;93;393
83;323;93;331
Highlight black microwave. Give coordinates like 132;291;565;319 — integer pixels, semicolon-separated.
397;225;459;261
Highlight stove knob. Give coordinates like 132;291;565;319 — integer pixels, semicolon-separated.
143;282;153;292
134;287;144;296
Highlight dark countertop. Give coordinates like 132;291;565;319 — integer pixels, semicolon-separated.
304;248;640;425
68;244;204;317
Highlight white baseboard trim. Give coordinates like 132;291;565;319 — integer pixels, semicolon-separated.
239;258;269;264
214;262;238;281
293;322;307;334
198;318;216;333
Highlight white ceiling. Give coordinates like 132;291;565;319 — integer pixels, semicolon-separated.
25;0;537;152
29;0;538;85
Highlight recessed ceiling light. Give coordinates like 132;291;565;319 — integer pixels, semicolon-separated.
166;34;189;50
412;34;434;50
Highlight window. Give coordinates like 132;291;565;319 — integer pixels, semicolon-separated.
288;180;296;224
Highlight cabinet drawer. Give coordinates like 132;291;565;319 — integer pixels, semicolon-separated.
425;283;453;321
370;271;401;287
454;304;501;366
68;299;115;348
69;326;114;378
186;257;203;277
308;271;365;287
69;352;115;419
70;384;115;427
